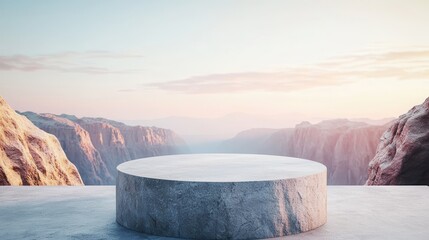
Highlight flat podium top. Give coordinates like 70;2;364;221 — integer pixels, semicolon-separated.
117;154;326;182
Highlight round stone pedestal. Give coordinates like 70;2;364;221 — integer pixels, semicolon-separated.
116;154;327;239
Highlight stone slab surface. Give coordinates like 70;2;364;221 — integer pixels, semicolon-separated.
116;154;327;239
0;186;428;240
117;154;327;182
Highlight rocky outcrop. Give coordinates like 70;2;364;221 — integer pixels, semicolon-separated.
366;97;429;185
284;120;388;185
221;119;389;184
330;125;387;185
22;112;113;185
78;118;188;159
0;97;83;185
21;113;188;185
63;117;131;181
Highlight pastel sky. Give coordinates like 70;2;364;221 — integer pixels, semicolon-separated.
1;0;429;123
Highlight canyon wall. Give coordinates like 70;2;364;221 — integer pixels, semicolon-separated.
21;112;188;185
0;97;83;185
221;120;389;184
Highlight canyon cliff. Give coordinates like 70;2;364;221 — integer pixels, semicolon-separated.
0;97;83;185
366;97;429;185
21;112;188;185
221;119;389;185
22;112;114;184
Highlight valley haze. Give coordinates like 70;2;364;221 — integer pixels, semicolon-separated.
123;114;395;151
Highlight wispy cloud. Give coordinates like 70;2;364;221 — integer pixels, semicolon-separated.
117;88;137;93
146;70;351;94
146;48;429;94
0;51;144;74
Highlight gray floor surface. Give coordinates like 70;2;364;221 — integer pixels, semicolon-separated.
0;186;428;240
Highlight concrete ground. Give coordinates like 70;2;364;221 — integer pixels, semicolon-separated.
0;186;427;240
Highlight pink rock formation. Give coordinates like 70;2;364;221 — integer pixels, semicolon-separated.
366;97;429;185
21;113;188;184
222;119;389;184
79;118;187;159
284;120;388;185
0;97;83;185
67;117;131;180
72;117;187;179
330;124;388;184
22;112;113;185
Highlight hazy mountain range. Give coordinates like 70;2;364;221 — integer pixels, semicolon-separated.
219;120;390;184
124;114;394;152
1;95;427;186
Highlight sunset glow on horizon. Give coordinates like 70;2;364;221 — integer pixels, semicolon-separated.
1;0;428;129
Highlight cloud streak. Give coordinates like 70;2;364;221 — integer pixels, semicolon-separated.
0;51;144;74
146;48;429;94
147;70;351;94
117;88;137;93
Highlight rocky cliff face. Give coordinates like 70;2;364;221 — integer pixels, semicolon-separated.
79;118;188;159
221;119;389;185
21;113;188;185
329;124;388;185
366;97;429;185
61;116;131;182
0;97;83;185
22;112;113;185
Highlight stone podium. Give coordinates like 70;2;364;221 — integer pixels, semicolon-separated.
116;154;327;239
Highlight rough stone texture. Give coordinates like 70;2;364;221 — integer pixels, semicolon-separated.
366;97;429;185
0;96;83;185
116;154;327;239
21;112;113;184
220;119;389;185
91;118;188;160
68;117;132;180
20;113;189;184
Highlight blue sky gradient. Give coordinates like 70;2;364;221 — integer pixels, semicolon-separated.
0;0;428;122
